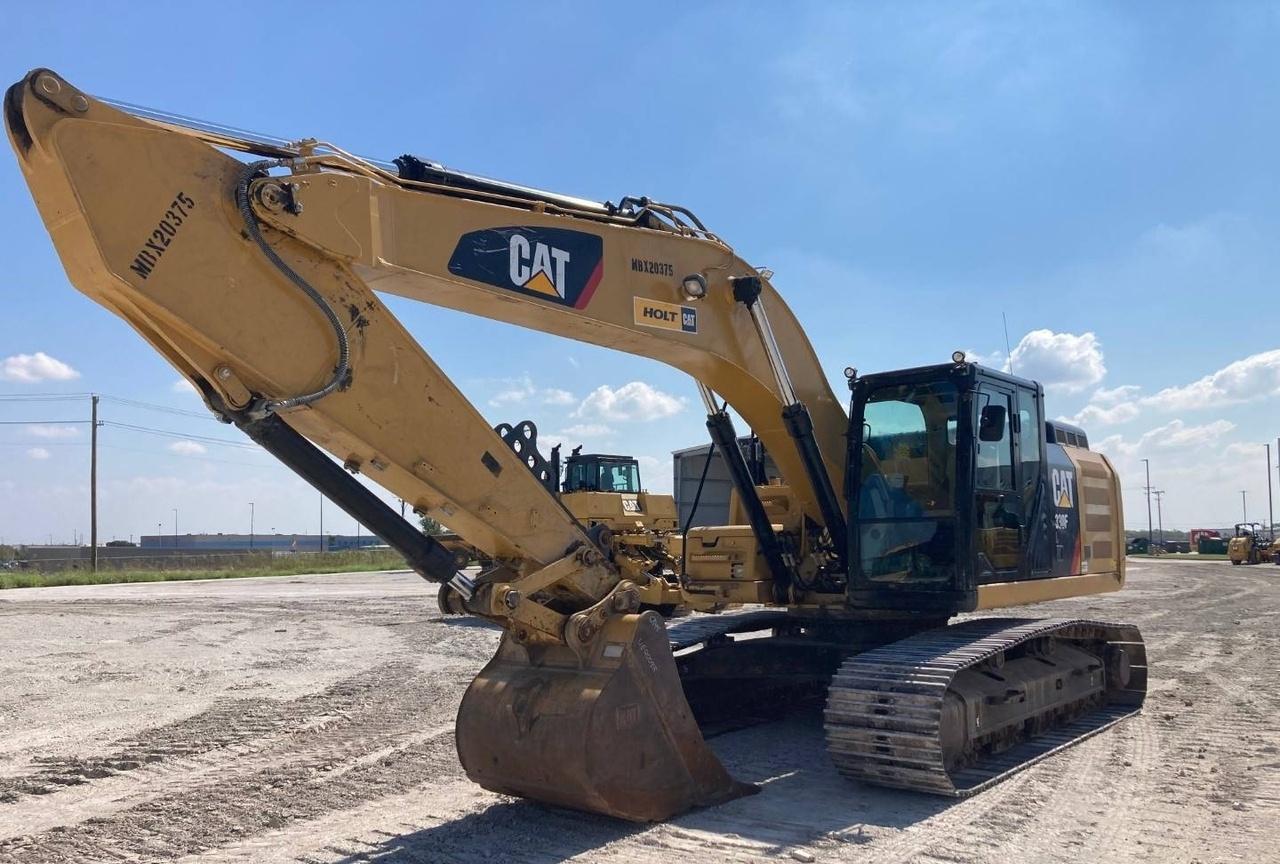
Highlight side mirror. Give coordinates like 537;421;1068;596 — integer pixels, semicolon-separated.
979;404;1007;442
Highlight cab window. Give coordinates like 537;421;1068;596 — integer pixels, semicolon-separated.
598;462;639;493
856;380;959;585
565;461;592;491
1017;387;1042;500
975;389;1014;490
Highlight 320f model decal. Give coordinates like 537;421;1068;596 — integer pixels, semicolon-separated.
448;227;603;309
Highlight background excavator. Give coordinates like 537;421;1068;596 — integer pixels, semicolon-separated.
6;69;1146;822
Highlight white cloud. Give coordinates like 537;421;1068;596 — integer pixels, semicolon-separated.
1007;330;1105;394
1057;348;1280;431
172;378;199;395
1064;402;1139;427
487;375;577;408
25;424;79;439
1221;442;1264;461
0;352;80;383
1097;419;1235;458
1148;419;1235;449
1091;384;1141;405
1060;384;1142;427
542;388;576;406
558;423;615;438
635;455;674;494
167;440;208;456
26;447;51;460
1096;432;1272;532
574;381;685;422
961;348;1006;369
540;422;616;454
490;384;533;407
1141;349;1280;412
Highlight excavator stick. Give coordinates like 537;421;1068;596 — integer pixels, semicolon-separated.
457;611;754;821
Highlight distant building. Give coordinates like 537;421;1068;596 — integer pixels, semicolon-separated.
139;533;384;553
672;437;780;528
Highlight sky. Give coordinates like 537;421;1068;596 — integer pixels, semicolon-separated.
2;2;1280;544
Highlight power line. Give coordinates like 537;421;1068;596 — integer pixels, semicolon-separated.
98;395;214;420
1;417;259;451
1;409;257;453
100;421;258;450
0;393;94;402
0;391;217;419
0;441;88;447
97;443;273;469
0;419;93;425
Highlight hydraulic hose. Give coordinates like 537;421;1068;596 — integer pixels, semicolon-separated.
235;159;350;414
678;439;717;581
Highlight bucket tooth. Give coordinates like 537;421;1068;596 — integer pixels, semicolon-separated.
456;610;755;821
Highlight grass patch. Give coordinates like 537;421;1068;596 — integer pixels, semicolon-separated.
1128;552;1230;561
0;550;409;590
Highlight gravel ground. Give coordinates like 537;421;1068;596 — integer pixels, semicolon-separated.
0;559;1275;863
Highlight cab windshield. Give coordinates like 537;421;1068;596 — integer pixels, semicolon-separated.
856;380;959;584
598;461;640;493
565;458;641;493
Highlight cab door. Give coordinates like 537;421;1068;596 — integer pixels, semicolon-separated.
1015;384;1053;577
973;381;1025;581
846;369;975;613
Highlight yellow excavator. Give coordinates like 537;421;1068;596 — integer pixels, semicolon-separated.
6;69;1146;822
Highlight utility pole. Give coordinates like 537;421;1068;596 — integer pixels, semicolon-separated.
90;394;98;570
1141;458;1153;551
172;508;178;541
319;493;324;553
1267;444;1275;542
1153;490;1166;549
249;502;255;551
1240;490;1248;524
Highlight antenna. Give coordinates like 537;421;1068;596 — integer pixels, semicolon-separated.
1002;312;1014;374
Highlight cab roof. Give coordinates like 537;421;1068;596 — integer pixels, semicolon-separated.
854;361;1044;396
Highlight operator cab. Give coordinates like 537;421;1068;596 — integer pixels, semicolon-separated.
562;449;643;494
846;358;1073;614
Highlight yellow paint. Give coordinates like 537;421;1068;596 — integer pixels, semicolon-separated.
524;269;560;298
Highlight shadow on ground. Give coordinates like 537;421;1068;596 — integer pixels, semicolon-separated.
330;710;957;863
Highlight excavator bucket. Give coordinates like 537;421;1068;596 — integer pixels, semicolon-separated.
456;610;755;821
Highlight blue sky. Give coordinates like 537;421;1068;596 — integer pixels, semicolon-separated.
3;2;1279;543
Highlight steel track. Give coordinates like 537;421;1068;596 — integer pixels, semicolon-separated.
823;617;1147;795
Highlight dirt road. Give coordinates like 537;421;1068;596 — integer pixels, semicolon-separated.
0;560;1275;863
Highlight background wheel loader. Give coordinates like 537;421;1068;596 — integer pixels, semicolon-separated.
1227;523;1276;565
437;435;679;615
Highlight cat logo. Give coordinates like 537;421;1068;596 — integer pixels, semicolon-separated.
448;226;604;309
1051;468;1076;509
508;235;571;299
